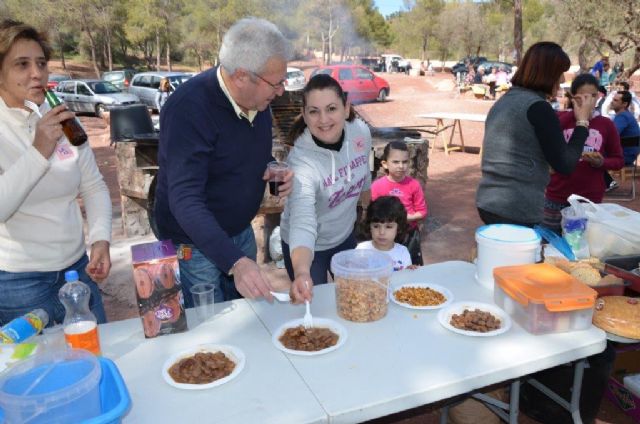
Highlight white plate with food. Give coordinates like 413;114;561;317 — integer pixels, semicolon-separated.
272;317;347;356
162;344;245;390
438;301;511;337
391;283;453;310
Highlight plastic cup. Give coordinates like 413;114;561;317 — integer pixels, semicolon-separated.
267;161;289;196
190;283;215;322
40;325;67;352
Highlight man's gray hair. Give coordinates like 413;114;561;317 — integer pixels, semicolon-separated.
219;17;291;74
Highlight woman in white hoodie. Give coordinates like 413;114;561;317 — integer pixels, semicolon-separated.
280;74;372;303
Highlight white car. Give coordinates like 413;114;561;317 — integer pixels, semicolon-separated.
55;79;140;118
285;67;305;91
380;54;410;72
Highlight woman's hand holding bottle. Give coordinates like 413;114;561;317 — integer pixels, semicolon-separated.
33;105;76;159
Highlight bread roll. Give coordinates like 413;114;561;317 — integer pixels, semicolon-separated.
570;265;601;286
598;274;623;286
592;296;640;339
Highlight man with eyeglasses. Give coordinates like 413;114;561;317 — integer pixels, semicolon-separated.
154;17;293;306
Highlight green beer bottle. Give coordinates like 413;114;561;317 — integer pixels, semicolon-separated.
43;89;88;146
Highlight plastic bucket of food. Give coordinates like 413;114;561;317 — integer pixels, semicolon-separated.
475;224;540;292
0;348;101;423
330;249;394;322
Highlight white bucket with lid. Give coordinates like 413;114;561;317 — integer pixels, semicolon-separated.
475;224;541;291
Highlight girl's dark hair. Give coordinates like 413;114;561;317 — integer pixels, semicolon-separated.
570;73;599;95
381;141;408;161
510;42;570;95
287;73;356;144
361;196;408;242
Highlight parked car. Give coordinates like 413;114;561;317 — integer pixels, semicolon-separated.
477;61;513;74
55;79;140;118
380;54;410;73
311;65;390;103
128;72;192;111
47;73;72;90
285;67;305;91
450;56;488;75
101;69;136;90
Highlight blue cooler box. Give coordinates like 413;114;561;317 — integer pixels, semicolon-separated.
0;357;130;424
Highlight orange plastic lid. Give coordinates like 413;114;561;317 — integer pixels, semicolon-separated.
494;263;596;312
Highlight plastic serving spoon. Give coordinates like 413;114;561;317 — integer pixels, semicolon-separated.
534;225;576;261
270;291;291;302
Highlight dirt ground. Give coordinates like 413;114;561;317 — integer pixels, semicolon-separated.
78;70;637;424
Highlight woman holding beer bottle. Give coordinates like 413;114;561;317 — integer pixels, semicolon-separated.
0;20;111;326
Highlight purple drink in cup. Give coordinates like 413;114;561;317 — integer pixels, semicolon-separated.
267;161;288;196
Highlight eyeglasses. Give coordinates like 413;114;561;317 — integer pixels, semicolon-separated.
250;71;285;90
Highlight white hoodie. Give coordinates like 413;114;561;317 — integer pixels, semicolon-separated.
280;118;372;252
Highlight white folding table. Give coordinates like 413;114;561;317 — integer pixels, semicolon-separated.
99;301;327;424
250;261;606;424
99;261;605;423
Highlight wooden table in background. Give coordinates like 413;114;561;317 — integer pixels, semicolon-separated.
417;112;487;155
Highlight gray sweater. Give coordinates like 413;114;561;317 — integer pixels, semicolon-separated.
280;119;372;252
476;87;552;224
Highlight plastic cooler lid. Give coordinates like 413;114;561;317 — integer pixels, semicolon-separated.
493;263;596;311
476;224;540;244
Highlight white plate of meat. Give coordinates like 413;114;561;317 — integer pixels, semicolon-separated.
272;317;348;356
162;344;245;390
438;302;511;337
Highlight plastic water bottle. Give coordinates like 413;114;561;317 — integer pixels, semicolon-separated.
59;271;101;355
0;309;49;344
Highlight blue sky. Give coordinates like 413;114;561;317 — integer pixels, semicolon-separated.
374;0;406;17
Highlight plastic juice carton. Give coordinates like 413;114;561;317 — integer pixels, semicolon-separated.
131;240;188;338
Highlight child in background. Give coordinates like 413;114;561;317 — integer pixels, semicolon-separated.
372;141;427;227
371;141;427;265
357;196;415;271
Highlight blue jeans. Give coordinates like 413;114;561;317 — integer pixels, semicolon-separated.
0;254;107;327
281;233;357;285
178;226;257;306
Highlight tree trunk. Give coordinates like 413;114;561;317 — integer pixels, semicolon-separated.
578;39;589;73
106;27;113;71
155;28;161;71
58;33;66;70
514;0;523;65
166;41;171;71
83;23;101;78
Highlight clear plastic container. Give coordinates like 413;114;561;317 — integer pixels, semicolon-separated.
0;348;101;423
493;263;597;334
330;249;394;322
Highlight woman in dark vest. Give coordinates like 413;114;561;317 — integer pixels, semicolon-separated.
476;42;596;227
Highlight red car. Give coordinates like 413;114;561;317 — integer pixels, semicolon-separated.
47;73;72;90
311;65;390;103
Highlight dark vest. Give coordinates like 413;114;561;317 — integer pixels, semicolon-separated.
476;87;549;224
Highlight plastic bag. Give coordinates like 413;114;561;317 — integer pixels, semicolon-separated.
268;226;285;268
561;199;590;259
567;194;640;258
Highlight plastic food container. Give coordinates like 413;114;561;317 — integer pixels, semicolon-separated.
475;224;541;292
331;249;394;322
493;263;597;335
0;349;101;423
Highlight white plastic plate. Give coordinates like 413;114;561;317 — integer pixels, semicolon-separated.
162;344;245;390
391;283;454;310
272;317;347;356
438;301;511;337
